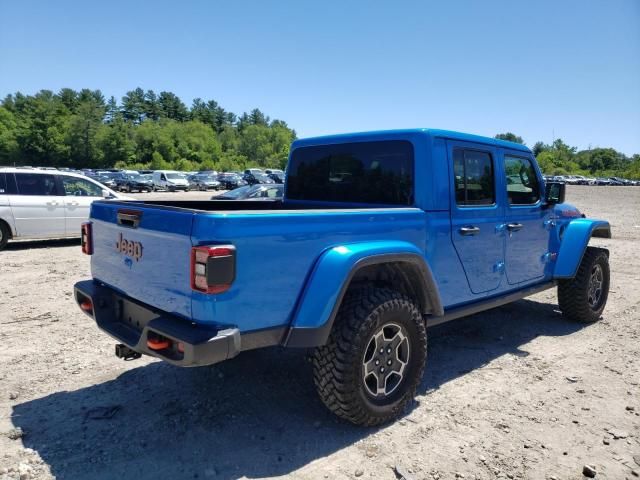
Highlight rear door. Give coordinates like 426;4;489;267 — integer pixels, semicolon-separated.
10;172;66;238
90;202;195;318
59;174;105;236
448;141;504;294
500;150;550;285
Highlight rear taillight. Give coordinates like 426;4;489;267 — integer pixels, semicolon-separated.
190;245;236;294
81;222;93;255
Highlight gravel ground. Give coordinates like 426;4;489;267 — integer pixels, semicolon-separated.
0;186;638;480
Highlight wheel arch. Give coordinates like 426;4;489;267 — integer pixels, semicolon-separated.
0;217;14;239
554;218;611;279
285;242;443;348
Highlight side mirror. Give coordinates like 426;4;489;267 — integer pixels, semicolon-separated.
545;182;565;205
102;189;115;199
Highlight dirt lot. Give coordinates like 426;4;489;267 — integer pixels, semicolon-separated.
1;186;638;480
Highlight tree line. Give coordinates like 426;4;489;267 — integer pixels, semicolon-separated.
0;91;637;179
495;132;640;179
0;88;296;172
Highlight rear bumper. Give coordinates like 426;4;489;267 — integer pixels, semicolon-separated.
74;280;240;367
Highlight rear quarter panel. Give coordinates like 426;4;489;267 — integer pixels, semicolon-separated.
190;208;427;332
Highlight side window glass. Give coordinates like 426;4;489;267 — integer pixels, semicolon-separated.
62;176;103;197
0;173;6;193
504;155;540;205
161;174;166;181
454;149;495;206
14;173;59;196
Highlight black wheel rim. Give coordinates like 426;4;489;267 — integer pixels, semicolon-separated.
588;263;604;309
362;323;410;398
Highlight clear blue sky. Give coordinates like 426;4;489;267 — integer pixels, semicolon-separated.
1;0;639;155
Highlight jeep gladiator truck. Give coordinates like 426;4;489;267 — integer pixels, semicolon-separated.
74;129;611;426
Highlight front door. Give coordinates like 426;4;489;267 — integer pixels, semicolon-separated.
10;172;66;238
60;175;105;235
500;151;549;285
448;142;504;294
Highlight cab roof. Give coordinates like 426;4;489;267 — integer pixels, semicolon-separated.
292;128;531;153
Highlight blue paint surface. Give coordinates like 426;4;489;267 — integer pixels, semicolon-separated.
87;129;610;335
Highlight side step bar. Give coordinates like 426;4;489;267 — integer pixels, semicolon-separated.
428;281;557;327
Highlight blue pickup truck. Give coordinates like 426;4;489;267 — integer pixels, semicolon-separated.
74;129;611;426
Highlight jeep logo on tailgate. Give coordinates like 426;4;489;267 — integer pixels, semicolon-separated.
116;233;143;261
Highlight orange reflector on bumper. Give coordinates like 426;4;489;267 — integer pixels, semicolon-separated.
147;337;171;350
80;299;93;313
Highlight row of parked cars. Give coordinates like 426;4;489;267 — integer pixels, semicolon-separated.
84;168;286;193
0;166;286;250
543;174;640;186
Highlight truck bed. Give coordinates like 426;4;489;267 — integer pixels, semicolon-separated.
89;199;427;334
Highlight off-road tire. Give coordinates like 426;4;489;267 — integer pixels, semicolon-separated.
0;221;10;250
312;287;427;426
558;247;610;323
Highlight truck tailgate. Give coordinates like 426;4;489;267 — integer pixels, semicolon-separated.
90;201;194;319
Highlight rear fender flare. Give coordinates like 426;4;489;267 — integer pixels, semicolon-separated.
554;218;611;279
285;241;443;347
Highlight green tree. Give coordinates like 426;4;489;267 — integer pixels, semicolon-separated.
13;90;71;167
0;106;19;164
67;94;106;167
144;90;161;121
158;91;188;121
495;132;525;144
97;117;136;167
122;88;146;124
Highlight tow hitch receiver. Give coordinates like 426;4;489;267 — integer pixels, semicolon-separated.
115;344;142;361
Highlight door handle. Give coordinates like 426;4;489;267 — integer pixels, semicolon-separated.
459;226;480;236
46;201;58;206
507;223;524;232
68;201;79;206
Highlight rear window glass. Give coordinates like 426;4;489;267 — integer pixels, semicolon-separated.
287;140;414;205
14;173;59;196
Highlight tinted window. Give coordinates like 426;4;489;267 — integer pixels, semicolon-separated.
454;149;495;206
14;173;59;196
0;173;5;194
504;155;540;205
61;176;103;197
287;140;414;205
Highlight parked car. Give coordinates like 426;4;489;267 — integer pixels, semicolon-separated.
265;169;285;183
215;184;283;200
116;173;154;193
608;177;625;186
595;177;612;186
95;175;117;189
217;173;248;190
74;128;611;426
0;167;130;250
189;174;221;191
243;171;275;185
152;170;190;191
563;175;585;185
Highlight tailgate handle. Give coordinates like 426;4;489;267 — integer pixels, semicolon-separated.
117;209;142;228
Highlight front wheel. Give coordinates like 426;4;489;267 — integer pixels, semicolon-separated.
312;288;427;426
558;247;610;323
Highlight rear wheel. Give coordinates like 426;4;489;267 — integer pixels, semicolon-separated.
312;287;427;426
0;221;10;250
558;247;610;323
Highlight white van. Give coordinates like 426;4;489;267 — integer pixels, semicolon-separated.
152;170;190;192
0;168;130;250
